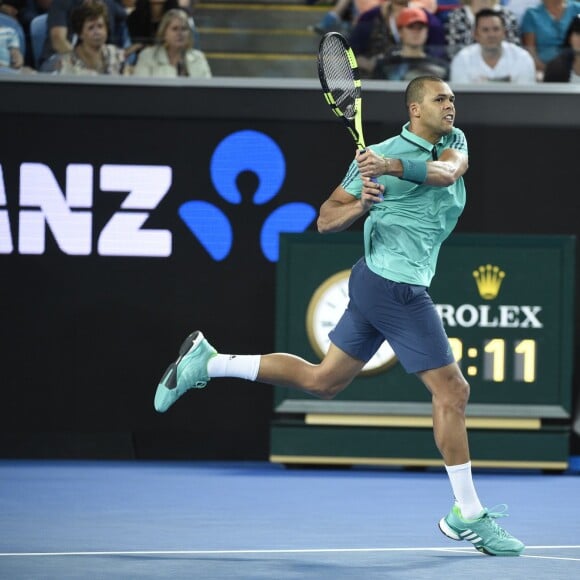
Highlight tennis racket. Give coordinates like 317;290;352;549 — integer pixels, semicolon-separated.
317;32;381;196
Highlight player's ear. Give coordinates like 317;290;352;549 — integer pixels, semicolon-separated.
409;102;421;118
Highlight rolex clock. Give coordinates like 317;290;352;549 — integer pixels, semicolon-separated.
305;269;397;375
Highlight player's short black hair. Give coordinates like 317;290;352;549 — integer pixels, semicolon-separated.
405;76;446;107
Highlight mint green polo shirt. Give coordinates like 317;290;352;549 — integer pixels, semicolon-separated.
342;123;467;287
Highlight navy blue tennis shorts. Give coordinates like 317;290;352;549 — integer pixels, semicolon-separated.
329;258;454;374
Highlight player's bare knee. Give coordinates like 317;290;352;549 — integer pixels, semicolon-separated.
310;376;349;400
446;374;470;411
431;371;470;413
310;382;339;400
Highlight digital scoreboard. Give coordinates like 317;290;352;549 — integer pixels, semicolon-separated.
271;233;575;470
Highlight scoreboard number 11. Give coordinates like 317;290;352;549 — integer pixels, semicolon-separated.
448;338;537;383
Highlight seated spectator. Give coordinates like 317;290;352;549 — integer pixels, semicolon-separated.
309;0;425;35
39;0;126;70
0;14;24;72
127;0;193;54
450;8;535;82
544;13;580;82
132;7;210;77
350;0;445;77
445;0;520;59
373;7;449;79
521;0;580;77
57;0;125;74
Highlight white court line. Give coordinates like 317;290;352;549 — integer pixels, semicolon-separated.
521;555;580;562
0;546;579;558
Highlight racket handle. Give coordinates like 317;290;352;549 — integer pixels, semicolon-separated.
370;176;383;202
360;149;383;201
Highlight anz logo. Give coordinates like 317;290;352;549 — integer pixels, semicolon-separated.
0;130;316;261
180;130;315;262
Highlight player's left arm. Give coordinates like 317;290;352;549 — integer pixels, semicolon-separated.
358;147;468;187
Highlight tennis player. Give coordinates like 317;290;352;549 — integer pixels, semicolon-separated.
154;76;525;557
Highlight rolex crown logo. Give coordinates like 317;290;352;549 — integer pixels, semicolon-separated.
473;264;506;300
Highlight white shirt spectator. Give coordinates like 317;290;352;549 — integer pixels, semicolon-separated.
450;40;536;82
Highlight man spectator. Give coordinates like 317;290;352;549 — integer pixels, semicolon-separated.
450;8;536;83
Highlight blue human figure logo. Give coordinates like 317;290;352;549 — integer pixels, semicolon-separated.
178;130;316;262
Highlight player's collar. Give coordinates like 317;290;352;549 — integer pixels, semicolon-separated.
400;123;441;157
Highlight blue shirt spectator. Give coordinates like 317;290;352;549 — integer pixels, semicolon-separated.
521;0;580;72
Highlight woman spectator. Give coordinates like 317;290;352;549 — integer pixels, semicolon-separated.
132;8;210;77
445;0;520;59
58;1;125;75
126;0;196;55
521;0;580;76
544;13;580;82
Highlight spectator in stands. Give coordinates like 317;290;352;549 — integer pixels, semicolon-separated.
445;0;520;60
544;13;580;82
350;0;445;77
0;0;36;72
39;0;126;70
0;12;25;71
132;7;209;77
57;0;125;74
126;0;195;56
450;8;535;82
373;7;449;79
521;0;580;77
309;0;427;35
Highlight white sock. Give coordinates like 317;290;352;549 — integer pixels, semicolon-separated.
207;354;260;382
445;461;484;520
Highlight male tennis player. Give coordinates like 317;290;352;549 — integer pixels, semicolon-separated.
154;76;525;557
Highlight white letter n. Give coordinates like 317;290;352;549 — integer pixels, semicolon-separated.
19;163;92;255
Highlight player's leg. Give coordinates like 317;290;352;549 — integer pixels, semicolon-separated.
418;362;471;468
366;271;525;557
257;342;366;399
153;329;367;413
419;364;525;556
418;363;481;515
154;259;381;412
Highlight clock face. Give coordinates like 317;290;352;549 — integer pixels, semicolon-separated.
306;270;397;375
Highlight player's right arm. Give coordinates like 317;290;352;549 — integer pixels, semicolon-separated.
317;178;383;234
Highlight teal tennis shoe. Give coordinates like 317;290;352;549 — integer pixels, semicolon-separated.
439;504;525;556
154;331;217;413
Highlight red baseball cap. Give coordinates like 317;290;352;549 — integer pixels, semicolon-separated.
396;8;428;28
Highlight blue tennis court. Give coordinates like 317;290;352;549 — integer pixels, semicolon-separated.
1;460;579;579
